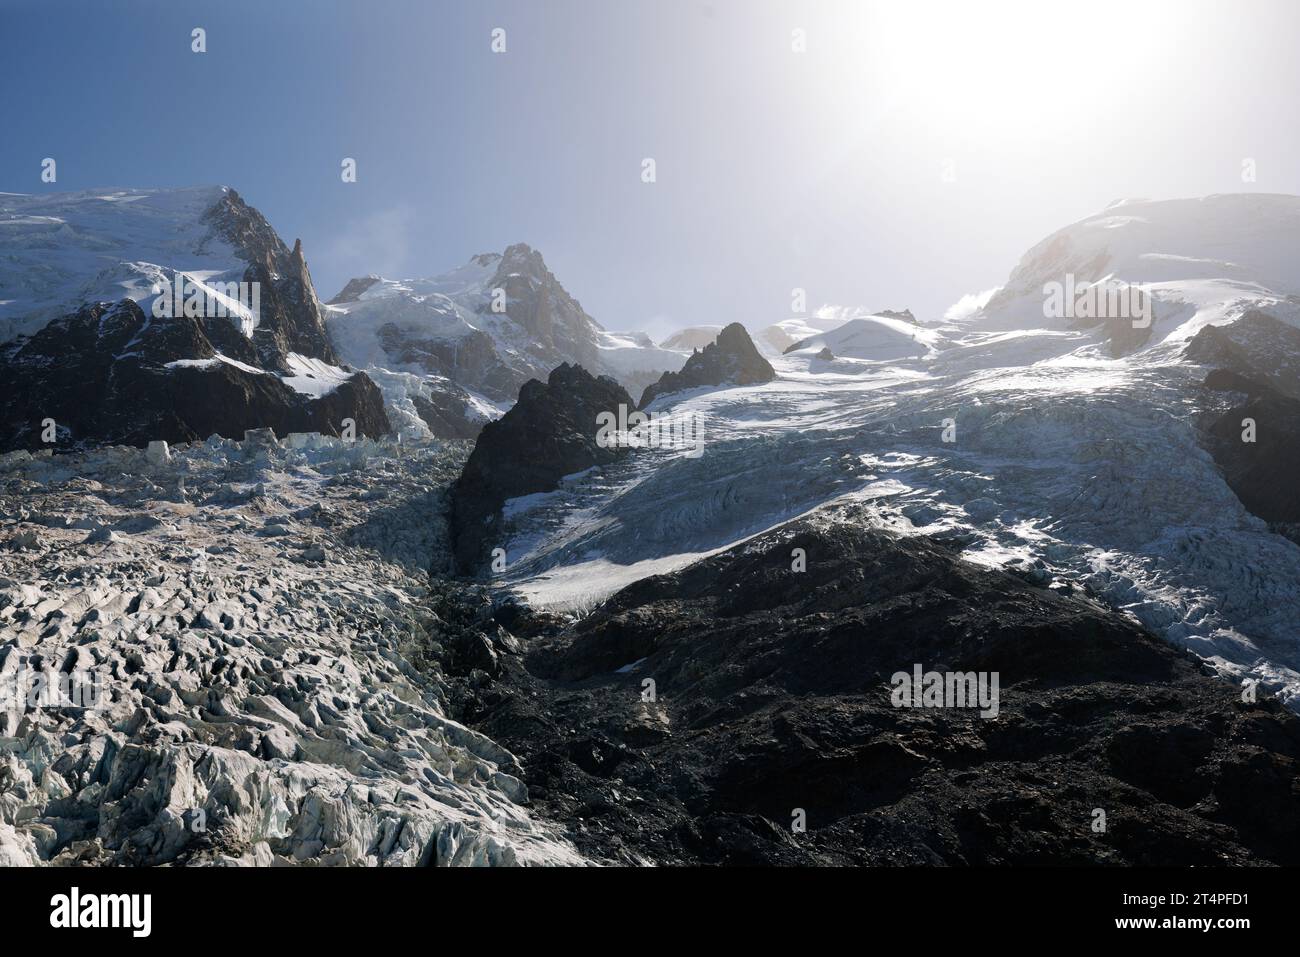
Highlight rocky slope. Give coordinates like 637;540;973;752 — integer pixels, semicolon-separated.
462;506;1300;865
0;300;388;451
639;322;775;407
0;187;390;451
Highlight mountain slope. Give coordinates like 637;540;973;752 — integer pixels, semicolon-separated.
325;245;684;438
0;187;389;451
470;510;1300;865
967;193;1300;350
481;194;1300;713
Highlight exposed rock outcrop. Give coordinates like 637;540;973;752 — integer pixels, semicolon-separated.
0;188;391;452
1185;310;1300;399
201;189;340;370
1188;311;1300;538
639;322;775;407
0;301;389;451
448;364;632;575
466;509;1300;865
326;275;383;306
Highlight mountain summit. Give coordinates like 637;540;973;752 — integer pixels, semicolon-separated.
325;244;684;438
639;322;775;407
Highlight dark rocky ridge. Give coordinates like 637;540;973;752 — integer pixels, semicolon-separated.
326;275;383;305
1187;311;1300;538
410;388;488;441
0;189;392;452
449;509;1300;865
1185;310;1300;400
447;363;631;575
201;188;341;371
639;322;775;407
0;300;389;450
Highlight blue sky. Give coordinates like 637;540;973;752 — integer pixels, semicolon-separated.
4;0;1300;341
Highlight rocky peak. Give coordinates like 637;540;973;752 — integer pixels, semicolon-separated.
201;187;290;269
639;322;775;407
0;186;388;452
201;188;337;368
448;363;632;575
497;242;544;274
326;275;383;305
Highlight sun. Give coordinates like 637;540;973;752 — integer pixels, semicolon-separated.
836;0;1185;147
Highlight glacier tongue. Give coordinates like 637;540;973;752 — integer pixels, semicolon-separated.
0;436;583;866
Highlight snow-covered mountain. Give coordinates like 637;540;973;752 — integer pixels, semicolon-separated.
753;308;919;356
755;314;848;355
783;312;943;363
478;193;1300;713
0;187;389;450
325;245;686;438
5;187;1300;868
0;187;246;344
659;325;724;351
967;193;1300;350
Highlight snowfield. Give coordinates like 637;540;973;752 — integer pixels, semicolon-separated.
0;187;245;344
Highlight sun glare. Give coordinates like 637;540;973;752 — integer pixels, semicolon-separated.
847;0;1188;145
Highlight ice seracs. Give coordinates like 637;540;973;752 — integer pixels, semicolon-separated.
0;433;583;866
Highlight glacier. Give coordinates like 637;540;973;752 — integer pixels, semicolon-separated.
491;195;1300;709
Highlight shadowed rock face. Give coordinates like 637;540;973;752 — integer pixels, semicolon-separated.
326;275;382;305
1205;390;1300;527
1185;310;1300;400
639;322;775;408
0;301;389;451
201;189;339;371
455;512;1300;866
410;390;487;441
1188;311;1300;537
0;190;391;452
447;363;631;575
